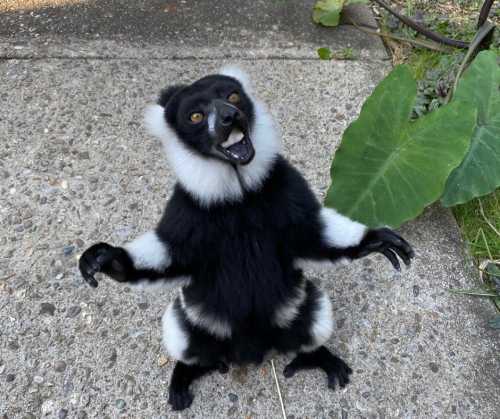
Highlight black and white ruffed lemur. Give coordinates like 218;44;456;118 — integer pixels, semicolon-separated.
79;67;414;411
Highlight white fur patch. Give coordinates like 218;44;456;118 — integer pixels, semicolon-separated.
293;258;350;271
129;276;191;291
162;300;194;364
273;283;307;328
207;110;216;136
220;65;253;93
301;292;334;352
124;231;171;270
179;290;232;339
320;207;367;248
144;69;281;207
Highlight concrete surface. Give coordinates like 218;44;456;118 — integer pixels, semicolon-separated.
0;1;386;59
0;1;499;419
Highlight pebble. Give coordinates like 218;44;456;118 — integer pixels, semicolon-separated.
107;348;117;367
75;238;85;248
157;355;169;367
413;285;420;297
33;375;44;384
8;341;19;350
58;409;68;419
6;374;15;382
63;245;75;256
429;362;439;373
40;302;56;316
23;414;36;419
67;306;81;318
76;412;87;419
54;360;67;372
228;393;238;403
115;399;126;410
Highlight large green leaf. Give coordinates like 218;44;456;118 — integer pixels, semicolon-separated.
325;65;476;228
441;51;500;207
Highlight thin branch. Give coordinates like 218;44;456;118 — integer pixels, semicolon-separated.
347;15;450;52
270;359;287;419
477;0;495;28
371;0;469;49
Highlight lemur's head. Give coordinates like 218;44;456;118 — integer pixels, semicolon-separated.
145;67;281;206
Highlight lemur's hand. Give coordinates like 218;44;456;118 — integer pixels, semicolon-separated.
356;228;414;271
78;242;131;287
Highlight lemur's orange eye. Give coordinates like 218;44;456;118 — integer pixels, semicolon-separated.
190;112;204;123
227;92;240;104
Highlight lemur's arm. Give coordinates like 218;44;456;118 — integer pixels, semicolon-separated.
292;206;414;271
79;231;188;287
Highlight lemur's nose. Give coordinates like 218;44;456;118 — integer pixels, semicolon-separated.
213;99;240;126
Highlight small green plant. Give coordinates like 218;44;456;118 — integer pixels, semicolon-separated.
451;261;500;328
317;47;356;60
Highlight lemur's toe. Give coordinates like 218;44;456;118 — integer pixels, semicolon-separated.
169;388;193;411
283;364;297;378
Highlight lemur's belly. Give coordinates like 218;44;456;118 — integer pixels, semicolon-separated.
161;280;334;366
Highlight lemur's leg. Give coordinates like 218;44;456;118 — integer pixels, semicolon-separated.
284;347;352;390
168;361;228;411
274;280;352;389
163;297;229;411
79;231;187;287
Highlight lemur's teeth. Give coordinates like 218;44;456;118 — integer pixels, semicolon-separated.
221;131;244;148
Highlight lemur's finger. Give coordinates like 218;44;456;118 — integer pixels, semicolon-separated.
79;254;99;287
382;229;415;259
392;245;412;266
382;249;400;271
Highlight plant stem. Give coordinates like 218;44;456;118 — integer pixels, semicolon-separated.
477;0;495;29
371;0;469;48
347;16;450;52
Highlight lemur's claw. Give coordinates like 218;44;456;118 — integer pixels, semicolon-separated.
360;228;414;271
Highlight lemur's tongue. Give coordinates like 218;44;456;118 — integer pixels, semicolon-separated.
218;129;255;164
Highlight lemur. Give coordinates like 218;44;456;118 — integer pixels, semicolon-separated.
79;67;414;411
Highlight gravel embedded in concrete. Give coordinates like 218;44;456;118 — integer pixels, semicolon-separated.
0;3;498;418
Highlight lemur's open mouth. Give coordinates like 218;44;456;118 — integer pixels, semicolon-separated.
216;128;255;165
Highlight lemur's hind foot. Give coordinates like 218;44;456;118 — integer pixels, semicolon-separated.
168;361;228;411
283;346;352;390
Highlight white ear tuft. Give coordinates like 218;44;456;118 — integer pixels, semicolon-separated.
144;104;169;140
220;65;252;93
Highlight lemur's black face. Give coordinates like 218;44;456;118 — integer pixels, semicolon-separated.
164;75;256;165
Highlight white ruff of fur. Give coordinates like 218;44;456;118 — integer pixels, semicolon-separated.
320;208;367;248
301;292;334;352
144;67;282;207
